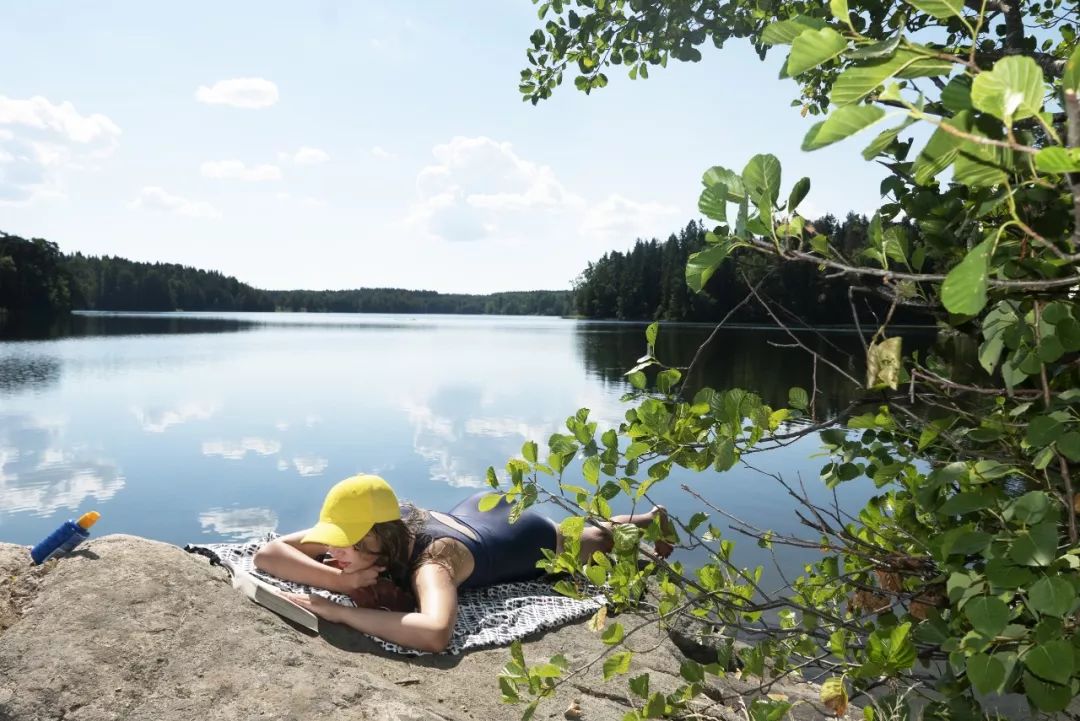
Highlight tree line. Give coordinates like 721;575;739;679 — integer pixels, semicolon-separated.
3;220;927;325
0;231;571;316
572;216;929;324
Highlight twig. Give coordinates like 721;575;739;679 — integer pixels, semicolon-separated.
681;272;773;398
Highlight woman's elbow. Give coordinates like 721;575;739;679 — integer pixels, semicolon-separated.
420;626;453;653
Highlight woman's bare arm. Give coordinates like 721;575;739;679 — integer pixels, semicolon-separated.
290;562;459;652
252;530;383;593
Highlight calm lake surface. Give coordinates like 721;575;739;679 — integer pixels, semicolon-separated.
0;312;931;588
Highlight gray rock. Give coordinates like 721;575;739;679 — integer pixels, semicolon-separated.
0;535;845;720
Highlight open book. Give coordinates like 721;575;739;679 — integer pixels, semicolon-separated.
231;569;319;632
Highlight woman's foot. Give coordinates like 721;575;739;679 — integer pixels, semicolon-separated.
648;505;676;559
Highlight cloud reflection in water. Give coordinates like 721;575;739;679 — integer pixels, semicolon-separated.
198;506;279;540
0;414;125;517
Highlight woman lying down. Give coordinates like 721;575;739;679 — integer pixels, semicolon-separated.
253;474;674;653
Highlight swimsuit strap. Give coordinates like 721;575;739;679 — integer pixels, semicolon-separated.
409;511;486;570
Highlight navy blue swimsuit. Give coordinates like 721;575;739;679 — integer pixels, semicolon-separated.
409;491;557;589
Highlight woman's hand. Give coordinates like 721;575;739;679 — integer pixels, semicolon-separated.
329;561;386;592
280;592;347;624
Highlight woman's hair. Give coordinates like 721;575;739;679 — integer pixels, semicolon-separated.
367;502;455;588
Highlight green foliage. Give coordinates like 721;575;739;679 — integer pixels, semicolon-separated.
3;231;572;316
0;232;73;315
507;0;1080;718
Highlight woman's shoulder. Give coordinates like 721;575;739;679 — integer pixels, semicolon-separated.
413;535;474;583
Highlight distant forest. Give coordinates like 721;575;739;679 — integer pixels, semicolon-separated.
0;231;571;316
573;216;929;325
2;219;929;324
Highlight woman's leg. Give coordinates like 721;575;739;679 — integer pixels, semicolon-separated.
557;506;676;561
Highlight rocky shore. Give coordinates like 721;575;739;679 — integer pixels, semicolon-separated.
0;535;839;720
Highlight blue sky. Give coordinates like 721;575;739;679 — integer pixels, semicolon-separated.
1;1;889;293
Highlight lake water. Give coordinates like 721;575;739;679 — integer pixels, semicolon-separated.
0;311;929;588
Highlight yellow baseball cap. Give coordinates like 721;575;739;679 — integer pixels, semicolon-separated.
301;475;401;547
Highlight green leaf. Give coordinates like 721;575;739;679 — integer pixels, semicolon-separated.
985;559;1035;589
478;492;503;512
628;371;646;389
831;49;949;105
530;662;565;678
904;0;963;19
964;596;1010;637
582;455;600;485
698;184;728;221
714;437;737;471
971;56;1046;123
829;0;850;23
1023;671;1073;712
1028;576;1076;618
1058;431;1080;462
1009;522;1059;567
787;27;848;77
603;651;633;680
912;112;969;184
1064;43;1080;95
787;176;810;211
625;441;650;461
967;653;1006;694
522;440;538;463
938;491;992;516
788;387;809;411
953;133;1011;187
941;74;973;111
628;673;650;698
1027;415;1065;446
742;154;782;206
702;166;746;201
686;243;732;293
601;621;625;645
645;321;658;347
941;238;992;315
486;466;499;489
1023;640;1074;685
1035;146;1080;173
656;368;681;394
849;34;902;61
680;659;706;683
761;16;828;46
802;105;886;151
644;692;666;718
862;117;916;160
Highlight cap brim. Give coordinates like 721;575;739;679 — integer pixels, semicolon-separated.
301;520;374;548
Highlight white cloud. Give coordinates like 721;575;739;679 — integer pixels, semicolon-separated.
201;437;281;460
200;159;282;181
579;193;683;245
279;146;329;165
195;78;279;109
131;401;219;433
371;145;394;159
275;192;327;208
0;96;120;144
129;186;220;219
0;95;121;204
199;507;278;540
292;456;329;477
406;136;678;252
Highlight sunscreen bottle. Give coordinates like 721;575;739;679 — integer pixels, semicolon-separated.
29;511;101;565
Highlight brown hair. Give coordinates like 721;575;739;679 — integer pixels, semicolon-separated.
367;503;456;588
